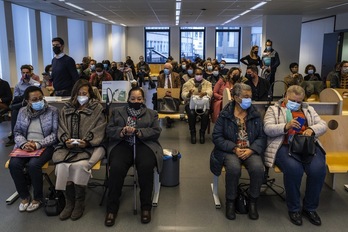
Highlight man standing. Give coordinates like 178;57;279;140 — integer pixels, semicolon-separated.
262;39;280;86
51;37;79;96
245;65;270;101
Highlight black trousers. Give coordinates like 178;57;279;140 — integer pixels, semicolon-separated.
185;104;209;133
107;140;157;213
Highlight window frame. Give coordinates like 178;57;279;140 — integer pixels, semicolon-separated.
180;27;206;61
215;27;241;64
144;27;170;64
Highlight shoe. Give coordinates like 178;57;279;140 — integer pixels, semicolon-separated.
302;209;321;226
165;117;172;128
26;200;42;212
19;199;29;212
105;213;116;227
71;185;86;220
199;131;205;144
288;211;302;226
141;210;151;224
190;131;196;144
5;138;15;147
225;202;236;220
248;202;259;220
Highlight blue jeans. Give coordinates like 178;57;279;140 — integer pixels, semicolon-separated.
9;146;53;201
224;153;264;201
275;145;326;212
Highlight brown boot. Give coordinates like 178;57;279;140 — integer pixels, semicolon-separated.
70;185;86;220
59;183;75;220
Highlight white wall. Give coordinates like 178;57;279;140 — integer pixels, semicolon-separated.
299;17;335;76
111;25;126;62
126;27;144;62
336;13;348;31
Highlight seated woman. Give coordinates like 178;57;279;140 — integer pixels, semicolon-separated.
212;67;242;123
211;83;266;221
105;87;163;227
303;64;321;81
263;85;327;226
53;79;107;221
182;68;213;144
9;86;58;212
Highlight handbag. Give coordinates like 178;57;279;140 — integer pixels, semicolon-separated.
289;134;316;164
189;95;210;114
235;184;249;214
157;97;180;113
44;189;65;216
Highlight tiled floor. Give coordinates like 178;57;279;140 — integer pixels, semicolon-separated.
1;87;348;232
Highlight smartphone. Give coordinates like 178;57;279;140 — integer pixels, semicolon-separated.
293;117;305;132
71;139;80;145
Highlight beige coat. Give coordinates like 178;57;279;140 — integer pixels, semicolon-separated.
181;78;213;102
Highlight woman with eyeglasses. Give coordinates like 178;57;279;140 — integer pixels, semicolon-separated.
263;85;327;226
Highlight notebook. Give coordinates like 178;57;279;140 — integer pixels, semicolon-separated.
9;148;46;158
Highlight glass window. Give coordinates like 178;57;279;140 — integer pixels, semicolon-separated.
251;27;262;51
68;19;86;63
40;12;54;67
145;27;170;63
180;27;205;61
215;27;241;64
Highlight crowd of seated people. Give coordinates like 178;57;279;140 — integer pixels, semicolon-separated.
4;46;348;228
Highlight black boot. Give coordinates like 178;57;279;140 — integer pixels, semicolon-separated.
226;202;236;220
199;130;205;144
248;200;259;220
190;130;196;144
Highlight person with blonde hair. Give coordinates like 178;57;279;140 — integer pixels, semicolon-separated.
240;45;261;67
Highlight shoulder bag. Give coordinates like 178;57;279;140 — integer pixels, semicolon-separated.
289;134;316;164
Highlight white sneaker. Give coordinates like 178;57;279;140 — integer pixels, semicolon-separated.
19;201;29;212
26;201;42;212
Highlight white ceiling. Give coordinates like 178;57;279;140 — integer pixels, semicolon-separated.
4;0;348;27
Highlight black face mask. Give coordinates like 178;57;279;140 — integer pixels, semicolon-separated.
232;74;240;83
254;51;258;55
245;74;252;79
128;102;143;110
53;46;61;55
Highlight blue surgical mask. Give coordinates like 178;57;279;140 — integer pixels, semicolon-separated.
266;46;272;51
239;98;252;110
181;64;186;70
164;68;170;75
220;64;225;68
213;71;219;77
308;69;314;75
187;69;193;75
207;66;213;71
103;64;108;69
31;100;45;111
90;64;96;71
76;69;81;74
286;100;301;111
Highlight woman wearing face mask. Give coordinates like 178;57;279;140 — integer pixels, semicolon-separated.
304;64;321;81
203;62;214;80
211;83;266;221
105;87;163;227
207;65;222;88
240;45;261;67
212;67;242;123
53;79;107;221
89;63;113;92
9;86;58;212
182;68;213;144
181;63;196;83
263;85;327;226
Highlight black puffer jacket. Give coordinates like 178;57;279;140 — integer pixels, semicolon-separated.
210;101;266;176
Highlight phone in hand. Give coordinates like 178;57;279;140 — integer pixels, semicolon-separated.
293;117;305;132
71;139;80;145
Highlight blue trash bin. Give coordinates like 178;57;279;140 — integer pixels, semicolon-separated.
161;149;181;187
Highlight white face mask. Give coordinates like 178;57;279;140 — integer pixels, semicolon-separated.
77;96;89;105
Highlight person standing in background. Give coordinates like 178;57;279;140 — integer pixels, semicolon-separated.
51;37;79;96
262;40;280;86
240;46;261;68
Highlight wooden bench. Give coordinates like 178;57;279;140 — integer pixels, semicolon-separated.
149;64;164;81
319;115;348;190
333;88;348;115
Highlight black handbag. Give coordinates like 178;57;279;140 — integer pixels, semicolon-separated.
289;134;316;164
235;184;249;214
157;97;180;113
44;189;65;216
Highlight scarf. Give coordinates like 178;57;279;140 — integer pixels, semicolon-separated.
125;106;142;145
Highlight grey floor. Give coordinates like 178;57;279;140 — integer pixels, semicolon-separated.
1;86;348;232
